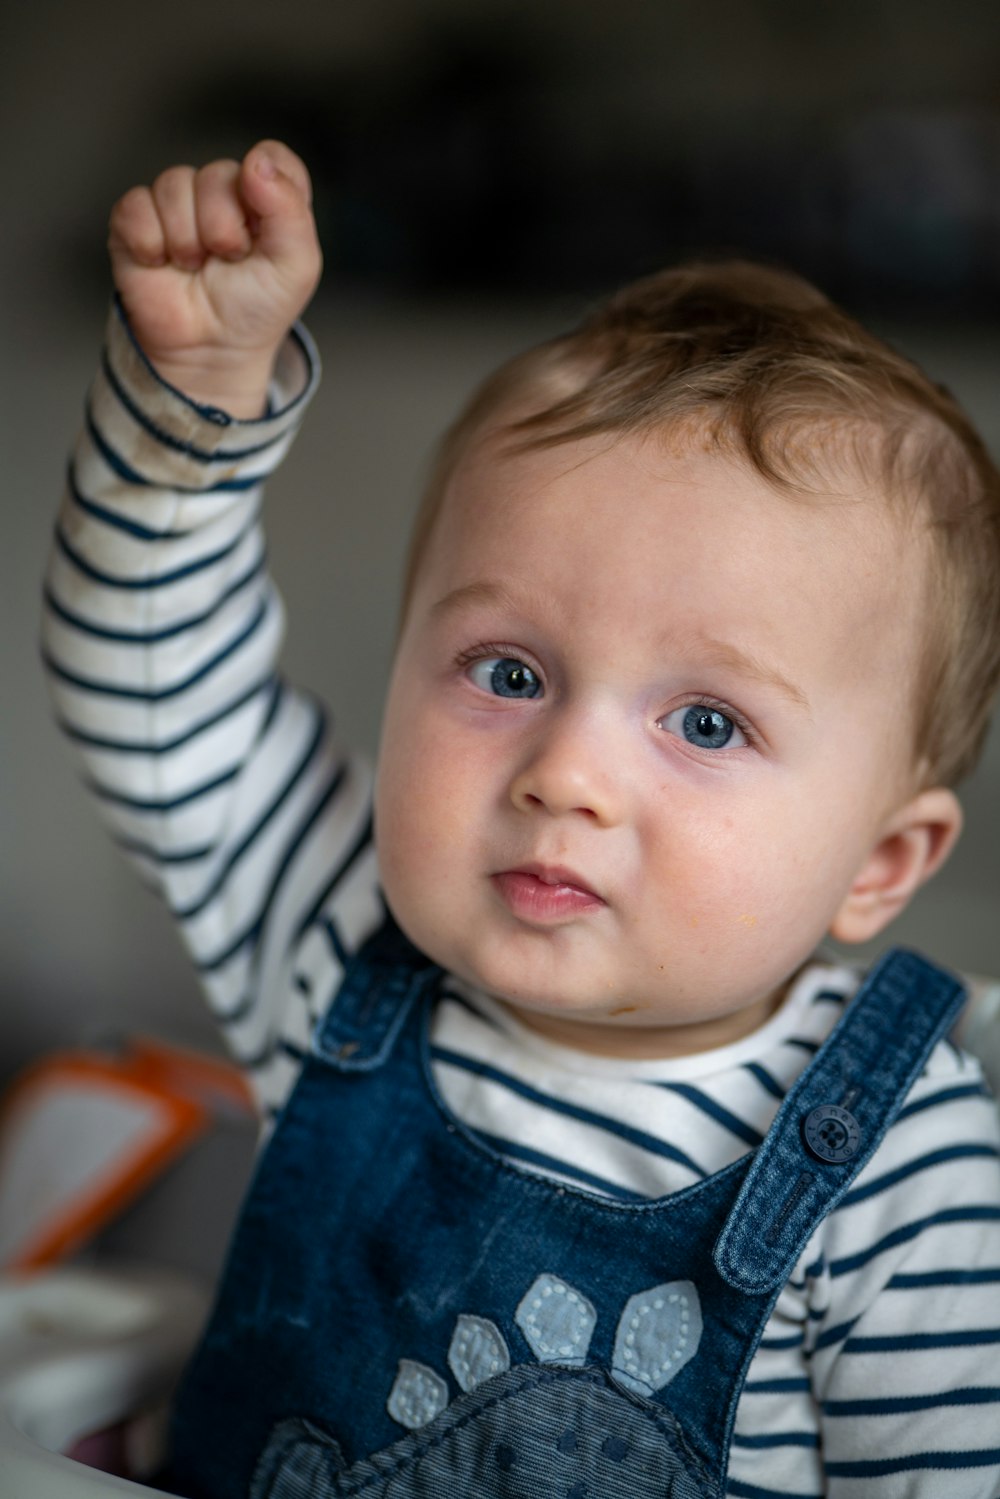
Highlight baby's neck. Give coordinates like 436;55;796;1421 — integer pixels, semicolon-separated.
493;977;796;1062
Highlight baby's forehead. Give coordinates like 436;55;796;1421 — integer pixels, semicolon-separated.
403;399;935;655
445;412;908;539
434;423;917;601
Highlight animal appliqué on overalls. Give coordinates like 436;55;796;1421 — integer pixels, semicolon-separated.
250;1272;710;1497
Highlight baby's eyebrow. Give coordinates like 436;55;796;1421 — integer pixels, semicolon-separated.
429;580;539;623
679;636;812;715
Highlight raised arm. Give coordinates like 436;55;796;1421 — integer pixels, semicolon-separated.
42;145;377;1109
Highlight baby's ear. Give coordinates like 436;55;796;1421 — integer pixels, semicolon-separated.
829;788;963;946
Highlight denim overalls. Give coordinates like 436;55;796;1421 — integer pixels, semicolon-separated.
165;921;964;1499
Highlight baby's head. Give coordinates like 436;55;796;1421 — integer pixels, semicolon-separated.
375;262;1000;1056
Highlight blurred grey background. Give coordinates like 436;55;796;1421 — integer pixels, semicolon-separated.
4;0;1000;1267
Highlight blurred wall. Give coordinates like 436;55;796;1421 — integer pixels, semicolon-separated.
4;0;1000;1097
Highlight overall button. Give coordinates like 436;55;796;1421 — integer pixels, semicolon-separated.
802;1104;861;1164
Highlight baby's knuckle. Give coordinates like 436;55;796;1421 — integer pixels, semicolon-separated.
112;185;149;220
197;158;240;189
153;164;195;197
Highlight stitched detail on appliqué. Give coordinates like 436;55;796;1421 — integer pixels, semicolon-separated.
515;1273;597;1365
447;1314;511;1392
611;1281;703;1396
387;1359;449;1429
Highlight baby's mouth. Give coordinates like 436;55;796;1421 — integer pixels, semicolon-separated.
491;864;605;922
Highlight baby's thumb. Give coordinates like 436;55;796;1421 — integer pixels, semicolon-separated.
239;140;318;266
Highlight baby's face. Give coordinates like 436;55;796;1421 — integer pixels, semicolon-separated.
375;428;926;1056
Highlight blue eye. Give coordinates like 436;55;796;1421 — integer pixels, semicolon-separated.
662;704;745;750
469;657;543;699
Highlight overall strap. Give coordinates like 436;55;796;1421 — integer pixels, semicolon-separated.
714;947;966;1294
312;913;441;1072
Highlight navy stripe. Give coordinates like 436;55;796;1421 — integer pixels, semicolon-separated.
172;704;334;921
277;1037;307;1063
88;763;240;812
213;986;258;1030
742;1378;812;1394
320;915;350;967
812;1316;859;1352
727;1479;819;1498
824;1387;1000;1417
114;834;214;865
830;1206;1000;1277
656;1082;764;1147
887;1267;1000;1289
841;1144;1000;1208
86;402;261;492
897;1082;992;1123
432;1048;707;1176
289;813;375;944
199;768;348;975
54;515;255;589
785;1038;821;1056
742;1061;787;1102
44;550;265;644
43;595;270;702
466;1128;645;1201
758;1331;806;1350
56;674;279;756
67;463;191;539
812;989;848;1007
825;1448;1000;1476
843;1327;1000;1354
731;1431;820;1450
101;345;285;463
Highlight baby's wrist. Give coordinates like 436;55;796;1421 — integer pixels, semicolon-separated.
147;349;278;420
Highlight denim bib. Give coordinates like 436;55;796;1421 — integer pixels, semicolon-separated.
165;923;964;1499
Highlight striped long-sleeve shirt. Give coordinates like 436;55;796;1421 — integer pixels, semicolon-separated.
42;302;1000;1497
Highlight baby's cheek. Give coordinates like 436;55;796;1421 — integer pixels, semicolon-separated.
376;759;467;909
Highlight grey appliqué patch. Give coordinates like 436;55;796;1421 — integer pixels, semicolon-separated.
257;1366;710;1499
515;1273;597;1366
386;1359;449;1429
447;1314;511;1392
611;1280;703;1396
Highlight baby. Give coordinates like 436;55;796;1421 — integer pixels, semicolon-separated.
44;141;1000;1497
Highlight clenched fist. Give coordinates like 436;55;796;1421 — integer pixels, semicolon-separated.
108;140;322;417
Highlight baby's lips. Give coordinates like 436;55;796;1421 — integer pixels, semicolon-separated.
501;862;602;899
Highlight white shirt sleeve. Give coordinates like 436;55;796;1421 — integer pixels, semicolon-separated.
42;302;375;1084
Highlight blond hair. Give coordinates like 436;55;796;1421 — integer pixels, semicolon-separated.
402;261;1000;787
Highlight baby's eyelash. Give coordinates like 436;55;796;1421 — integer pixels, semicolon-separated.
454;642;534;669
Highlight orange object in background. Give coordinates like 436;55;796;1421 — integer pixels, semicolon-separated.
0;1040;254;1273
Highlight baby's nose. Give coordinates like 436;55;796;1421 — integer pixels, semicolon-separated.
508;712;624;826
